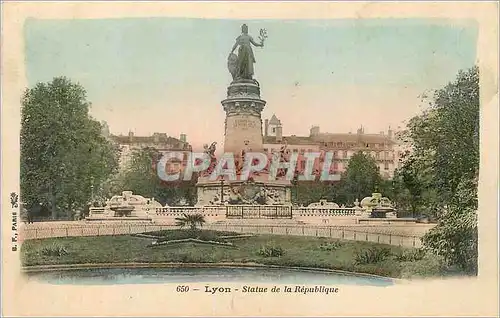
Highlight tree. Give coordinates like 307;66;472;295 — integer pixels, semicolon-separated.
400;66;479;274
422;177;478;274
338;152;382;204
117;147;196;206
175;213;206;231
294;181;335;206
20;77;119;219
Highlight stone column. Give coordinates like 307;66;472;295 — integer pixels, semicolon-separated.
222;79;266;155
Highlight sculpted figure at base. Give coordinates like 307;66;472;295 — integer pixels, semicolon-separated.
228;24;267;80
202;142;217;176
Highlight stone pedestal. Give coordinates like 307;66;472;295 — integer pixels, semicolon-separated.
196;175;292;206
222;79;266;155
196;79;292;206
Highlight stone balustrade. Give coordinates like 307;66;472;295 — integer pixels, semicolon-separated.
150;205;364;224
292;207;361;225
89;204;396;226
294;207;357;217
154;206;227;223
89;207;106;215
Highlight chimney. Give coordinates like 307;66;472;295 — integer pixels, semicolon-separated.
276;126;283;142
128;131;134;142
180;133;187;143
264;119;269;137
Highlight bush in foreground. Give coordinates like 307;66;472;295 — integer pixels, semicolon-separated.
257;245;285;258
400;253;449;278
394;248;426;262
318;241;343;251
40;244;69;257
355;247;392;265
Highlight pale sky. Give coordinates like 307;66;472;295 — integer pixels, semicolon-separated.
24;17;477;150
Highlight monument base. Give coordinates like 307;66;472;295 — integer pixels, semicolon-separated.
196;174;292;206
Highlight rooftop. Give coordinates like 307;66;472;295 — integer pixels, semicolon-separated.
111;132;192;150
268;114;281;125
263;132;396;146
263;135;317;145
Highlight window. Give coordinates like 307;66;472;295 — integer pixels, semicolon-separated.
343;151;348;158
263;148;268;152
333;162;338;170
272;128;276;133
333;151;338;158
384;162;389;170
376;152;380;159
385;151;389;158
301;160;306;170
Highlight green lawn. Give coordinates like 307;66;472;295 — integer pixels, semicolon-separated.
21;231;449;278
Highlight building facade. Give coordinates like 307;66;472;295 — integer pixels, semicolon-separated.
110;131;192;174
262;115;402;179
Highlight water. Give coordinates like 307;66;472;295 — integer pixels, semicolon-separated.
25;266;394;286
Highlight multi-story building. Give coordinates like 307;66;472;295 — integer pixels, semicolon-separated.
262;115;402;179
110;131;192;174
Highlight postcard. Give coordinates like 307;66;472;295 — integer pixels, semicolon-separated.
1;1;498;317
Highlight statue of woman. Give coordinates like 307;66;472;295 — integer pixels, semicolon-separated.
229;24;264;80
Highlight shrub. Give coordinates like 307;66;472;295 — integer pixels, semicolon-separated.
422;205;478;275
175;213;206;231
394;248;426;262
40;244;69;257
257;245;284;258
354;247;391;265
400;253;449;278
319;241;343;251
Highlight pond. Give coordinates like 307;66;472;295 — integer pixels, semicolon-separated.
25;266;394;286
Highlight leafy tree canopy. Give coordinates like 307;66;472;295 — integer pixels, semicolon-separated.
114;147;196;206
399;66;479;274
21;77;119;218
339;151;382;204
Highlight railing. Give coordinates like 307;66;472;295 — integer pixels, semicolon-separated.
89;207;106;216
295;207;357;216
153;205;356;219
226;205;293;219
155;206;202;216
20;222;423;248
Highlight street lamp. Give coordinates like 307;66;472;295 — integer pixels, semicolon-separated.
220;177;225;205
90;176;95;206
291;175;299;205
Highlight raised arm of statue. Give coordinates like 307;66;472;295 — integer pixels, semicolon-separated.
250;36;263;47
